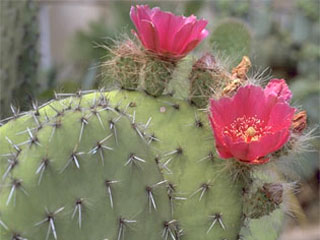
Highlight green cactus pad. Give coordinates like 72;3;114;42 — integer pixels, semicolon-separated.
210;19;252;67
0;90;245;240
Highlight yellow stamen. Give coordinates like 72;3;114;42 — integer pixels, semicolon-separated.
246;127;256;137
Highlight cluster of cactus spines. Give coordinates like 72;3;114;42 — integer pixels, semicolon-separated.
188;53;222;108
103;40;142;90
0;4;311;240
103;39;175;97
189;54;252;108
0;0;39;118
142;57;174;97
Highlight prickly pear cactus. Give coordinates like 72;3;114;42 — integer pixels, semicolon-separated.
0;0;39;118
0;4;310;240
0;89;247;240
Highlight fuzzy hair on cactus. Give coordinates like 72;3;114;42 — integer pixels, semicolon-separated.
0;5;311;240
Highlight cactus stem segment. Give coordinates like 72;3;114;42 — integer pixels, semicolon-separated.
0;90;261;239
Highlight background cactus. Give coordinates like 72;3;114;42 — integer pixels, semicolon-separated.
0;0;40;118
210;19;252;67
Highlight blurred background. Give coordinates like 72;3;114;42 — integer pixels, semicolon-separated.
0;0;319;239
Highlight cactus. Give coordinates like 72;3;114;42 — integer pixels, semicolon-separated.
0;90;244;240
0;87;286;240
0;0;39;118
210;19;252;67
0;4;310;240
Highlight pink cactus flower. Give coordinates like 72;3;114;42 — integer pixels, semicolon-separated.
130;5;209;59
209;80;295;164
264;78;292;102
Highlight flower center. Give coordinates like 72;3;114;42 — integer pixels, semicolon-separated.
223;116;271;143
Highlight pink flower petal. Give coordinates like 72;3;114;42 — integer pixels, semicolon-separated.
209;97;238;126
267;102;296;130
151;10;177;52
224;136;250;160
179;39;200;56
199;28;209;40
138;19;159;52
189;19;208;41
130;5;208;58
232;85;269;120
265;79;292;102
172;22;196;54
246;130;290;160
209;117;231;157
130;6;140;29
179;19;208;54
136;5;152;21
208;82;296;165
216;143;234;159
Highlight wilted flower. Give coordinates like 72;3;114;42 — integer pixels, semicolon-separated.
291;111;307;134
209;80;295;164
130;5;209;59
